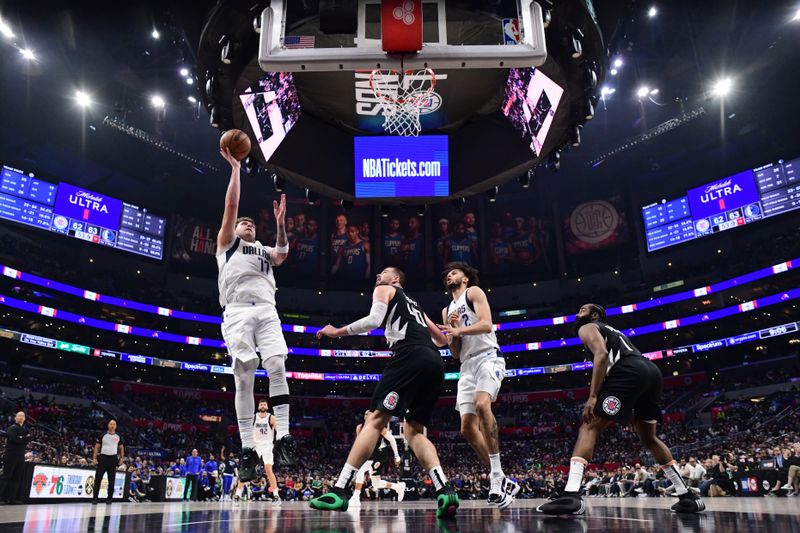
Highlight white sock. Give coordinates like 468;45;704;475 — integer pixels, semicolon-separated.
273;404;290;439
429;466;447;492
662;462;688;495
489;453;504;478
237;417;255;448
565;457;587;492
335;463;359;489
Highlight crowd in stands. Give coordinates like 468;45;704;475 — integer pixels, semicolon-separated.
2;363;798;503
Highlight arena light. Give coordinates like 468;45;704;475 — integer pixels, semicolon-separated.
416;205;426;217
650;88;659;95
185;77;194;85
273;174;285;192
570;30;583;59
380;205;390;218
150;95;165;109
583;97;594;120
0;17;14;39
712;77;733;97
613;57;623;68
209;105;220;128
485;186;498;202
793;8;800;21
179;67;189;77
648;6;657;18
75;90;92;108
20;48;36;61
637;86;650;98
187;96;197;103
151;29;160;39
610;68;618;76
569;124;582;147
600;86;615;97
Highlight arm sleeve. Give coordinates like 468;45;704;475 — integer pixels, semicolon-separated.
345;300;388;335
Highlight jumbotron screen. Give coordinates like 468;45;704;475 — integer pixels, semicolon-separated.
502;68;564;157
642;157;799;252
354;135;449;198
0;164;166;259
239;72;301;162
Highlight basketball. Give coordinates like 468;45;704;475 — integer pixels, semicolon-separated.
219;129;251;161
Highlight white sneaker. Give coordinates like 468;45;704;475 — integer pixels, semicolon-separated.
272;496;282;506
498;478;520;509
349;496;361;507
781;483;792;491
488;475;504;506
395;482;406;502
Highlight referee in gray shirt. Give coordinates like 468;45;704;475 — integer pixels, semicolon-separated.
92;419;124;504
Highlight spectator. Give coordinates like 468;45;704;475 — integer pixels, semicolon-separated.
0;411;30;504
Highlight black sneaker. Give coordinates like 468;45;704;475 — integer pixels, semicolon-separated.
239;447;258;482
671;491;706;513
274;435;298;467
536;491;585;515
309;486;350;511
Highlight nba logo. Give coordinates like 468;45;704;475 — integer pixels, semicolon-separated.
502;18;520;44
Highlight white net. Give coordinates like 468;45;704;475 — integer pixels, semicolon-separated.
369;68;436;137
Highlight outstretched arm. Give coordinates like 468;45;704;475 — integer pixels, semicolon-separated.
316;285;394;338
271;194;289;266
425;314;448;347
217;148;241;252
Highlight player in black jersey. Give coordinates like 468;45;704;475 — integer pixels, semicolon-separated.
310;267;460;518
538;304;705;516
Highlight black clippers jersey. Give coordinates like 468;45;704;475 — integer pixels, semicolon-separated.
381;287;436;350
591;321;642;373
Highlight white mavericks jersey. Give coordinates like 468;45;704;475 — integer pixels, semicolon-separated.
447;287;499;362
217;237;277;308
253;413;274;445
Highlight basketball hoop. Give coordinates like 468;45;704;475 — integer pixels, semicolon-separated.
369;68;436;137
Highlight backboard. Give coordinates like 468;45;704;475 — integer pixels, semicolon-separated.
258;0;548;72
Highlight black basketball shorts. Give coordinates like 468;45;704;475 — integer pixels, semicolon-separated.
370;344;444;427
594;356;663;424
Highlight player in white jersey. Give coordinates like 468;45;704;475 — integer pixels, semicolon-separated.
217;147;296;481
349;410;405;507
253;399;281;505
438;262;519;508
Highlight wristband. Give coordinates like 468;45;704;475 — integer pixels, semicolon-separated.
275;244;289;253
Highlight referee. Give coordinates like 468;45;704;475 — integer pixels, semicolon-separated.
92;419;124;504
1;411;30;504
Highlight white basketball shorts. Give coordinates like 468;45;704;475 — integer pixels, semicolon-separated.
221;303;288;366
456;350;506;416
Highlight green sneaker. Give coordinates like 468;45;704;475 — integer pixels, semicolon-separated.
309;487;350;512
436;485;460;518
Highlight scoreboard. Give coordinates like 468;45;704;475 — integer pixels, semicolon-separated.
642;157;800;252
0;165;166;260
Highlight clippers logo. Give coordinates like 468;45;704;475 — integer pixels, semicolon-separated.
393;1;416;25
383;391;399;410
602;396;621;415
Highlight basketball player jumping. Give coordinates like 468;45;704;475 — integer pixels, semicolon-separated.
217;147;296;479
538;304;706;515
253;399;281;505
349;410;405;507
438;263;519;508
310;267;460;518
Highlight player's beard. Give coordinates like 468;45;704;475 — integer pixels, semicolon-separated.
573;314;592;334
446;279;461;291
258;407;267;413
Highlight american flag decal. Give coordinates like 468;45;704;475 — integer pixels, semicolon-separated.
284;35;315;49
